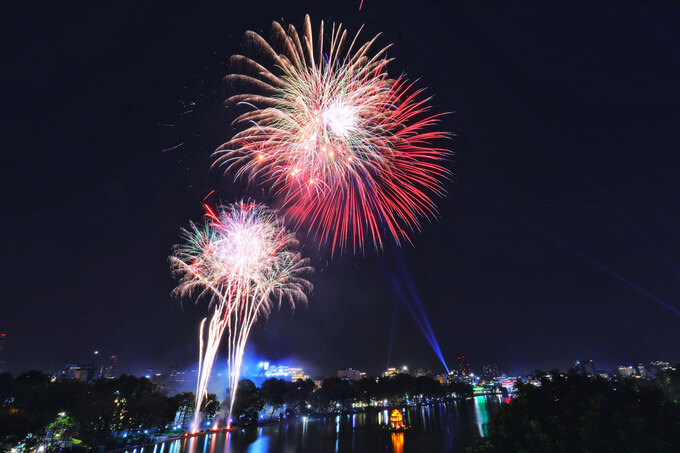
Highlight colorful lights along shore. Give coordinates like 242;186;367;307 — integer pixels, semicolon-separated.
216;15;450;254
170;202;312;430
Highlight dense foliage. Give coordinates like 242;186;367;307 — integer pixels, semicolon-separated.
471;368;680;452
231;375;472;424
0;372;207;451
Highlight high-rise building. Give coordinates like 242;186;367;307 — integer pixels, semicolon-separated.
457;356;471;376
647;361;671;378
338;368;366;381
617;365;635;378
481;364;499;382
573;360;597;375
0;333;5;370
100;355;119;379
414;368;429;378
57;364;96;382
382;367;399;378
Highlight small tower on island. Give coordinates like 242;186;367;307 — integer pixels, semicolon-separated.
390;409;405;430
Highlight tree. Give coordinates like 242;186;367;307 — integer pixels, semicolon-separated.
260;378;286;417
657;365;680;403
353;377;378;402
471;370;680;452
231;379;263;426
171;392;195;427
284;379;315;413
200;393;220;422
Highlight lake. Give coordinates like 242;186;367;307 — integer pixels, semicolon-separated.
127;396;502;453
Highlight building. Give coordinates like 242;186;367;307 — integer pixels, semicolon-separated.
259;364;309;381
650;360;670;370
648;361;671;377
481;364;499;382
289;367;309;381
101;355;119;379
383;367;399;378
57;364;96;382
382;367;409;378
617;365;635;378
338;368;366;381
0;333;5;370
436;374;450;385
573;360;597;375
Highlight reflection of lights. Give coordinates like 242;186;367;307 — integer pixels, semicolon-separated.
391;433;404;453
473;396;490;437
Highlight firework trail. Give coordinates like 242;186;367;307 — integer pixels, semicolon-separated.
170;202;312;430
215;15;450;254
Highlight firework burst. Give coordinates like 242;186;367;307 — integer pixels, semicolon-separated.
216;15;450;254
170;201;312;430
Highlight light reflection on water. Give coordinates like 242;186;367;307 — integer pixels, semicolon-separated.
126;397;501;453
473;396;490;437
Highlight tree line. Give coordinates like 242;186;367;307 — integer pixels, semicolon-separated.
470;366;680;452
231;374;473;425
0;371;215;451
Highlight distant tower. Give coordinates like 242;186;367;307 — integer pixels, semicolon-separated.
110;355;118;376
102;355;119;378
457;355;471;376
574;360;597;375
0;333;5;370
482;364;499;381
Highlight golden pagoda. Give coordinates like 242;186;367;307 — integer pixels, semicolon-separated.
390;409;405;430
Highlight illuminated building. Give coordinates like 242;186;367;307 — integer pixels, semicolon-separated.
57;364;96;382
289;367;309;381
101;355;119;379
415;368;430;377
481;364;499;382
0;333;5;370
436;374;449;385
648;361;671;377
573;359;596;375
255;362;309;381
617;365;635;378
650;360;670;370
382;367;399;378
338;368;366;381
500;378;516;392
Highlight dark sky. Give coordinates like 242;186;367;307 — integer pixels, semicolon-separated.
2;1;680;378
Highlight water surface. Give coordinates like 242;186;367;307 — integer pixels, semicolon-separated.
130;396;501;453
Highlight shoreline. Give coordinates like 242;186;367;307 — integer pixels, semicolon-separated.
109;396;488;452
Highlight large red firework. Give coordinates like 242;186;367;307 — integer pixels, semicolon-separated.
216;15;450;254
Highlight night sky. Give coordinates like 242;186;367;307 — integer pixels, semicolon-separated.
2;1;680;378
